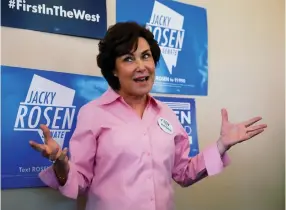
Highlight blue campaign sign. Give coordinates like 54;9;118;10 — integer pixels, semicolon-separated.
116;0;208;96
1;0;107;39
154;96;199;157
1;65;199;189
1;65;109;189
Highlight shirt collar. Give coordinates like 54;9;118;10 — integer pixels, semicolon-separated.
97;87;121;105
97;86;161;109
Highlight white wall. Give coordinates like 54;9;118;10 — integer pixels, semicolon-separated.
1;0;284;210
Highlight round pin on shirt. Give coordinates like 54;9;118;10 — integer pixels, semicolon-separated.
157;117;173;134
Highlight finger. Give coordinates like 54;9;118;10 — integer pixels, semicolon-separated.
40;124;51;144
247;128;265;139
247;124;267;132
49;147;60;161
42;149;50;158
221;108;228;124
29;141;45;152
58;147;69;161
62;147;68;155
243;117;262;127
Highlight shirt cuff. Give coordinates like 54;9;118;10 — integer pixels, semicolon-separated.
39;166;60;189
38;162;79;199
58;162;78;199
203;142;231;176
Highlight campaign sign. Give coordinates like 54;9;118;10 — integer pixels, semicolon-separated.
154;96;199;157
116;0;208;96
1;65;109;189
1;0;107;39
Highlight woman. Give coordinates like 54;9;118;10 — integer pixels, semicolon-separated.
29;22;267;210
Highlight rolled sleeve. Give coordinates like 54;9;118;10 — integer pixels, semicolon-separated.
58;162;81;199
203;142;231;176
39;166;60;190
38;163;76;199
39;162;81;199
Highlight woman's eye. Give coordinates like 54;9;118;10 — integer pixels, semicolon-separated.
143;53;151;59
124;56;133;62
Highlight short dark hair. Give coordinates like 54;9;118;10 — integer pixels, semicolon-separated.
97;21;161;90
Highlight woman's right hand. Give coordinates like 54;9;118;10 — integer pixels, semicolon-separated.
29;124;68;162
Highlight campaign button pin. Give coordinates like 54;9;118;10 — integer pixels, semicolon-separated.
158;117;173;134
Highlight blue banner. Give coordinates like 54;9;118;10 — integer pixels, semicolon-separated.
116;0;208;96
1;65;109;189
153;96;199;157
1;0;107;39
1;65;199;189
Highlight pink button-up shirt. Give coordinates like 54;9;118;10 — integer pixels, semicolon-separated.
39;87;230;210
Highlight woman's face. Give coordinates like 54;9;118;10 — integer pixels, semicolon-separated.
114;37;156;97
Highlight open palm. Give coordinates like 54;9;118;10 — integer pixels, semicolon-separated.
29;124;68;161
219;109;267;149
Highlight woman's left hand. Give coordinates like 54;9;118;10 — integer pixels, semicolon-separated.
217;108;267;153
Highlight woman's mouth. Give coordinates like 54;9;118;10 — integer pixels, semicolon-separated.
133;76;149;82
